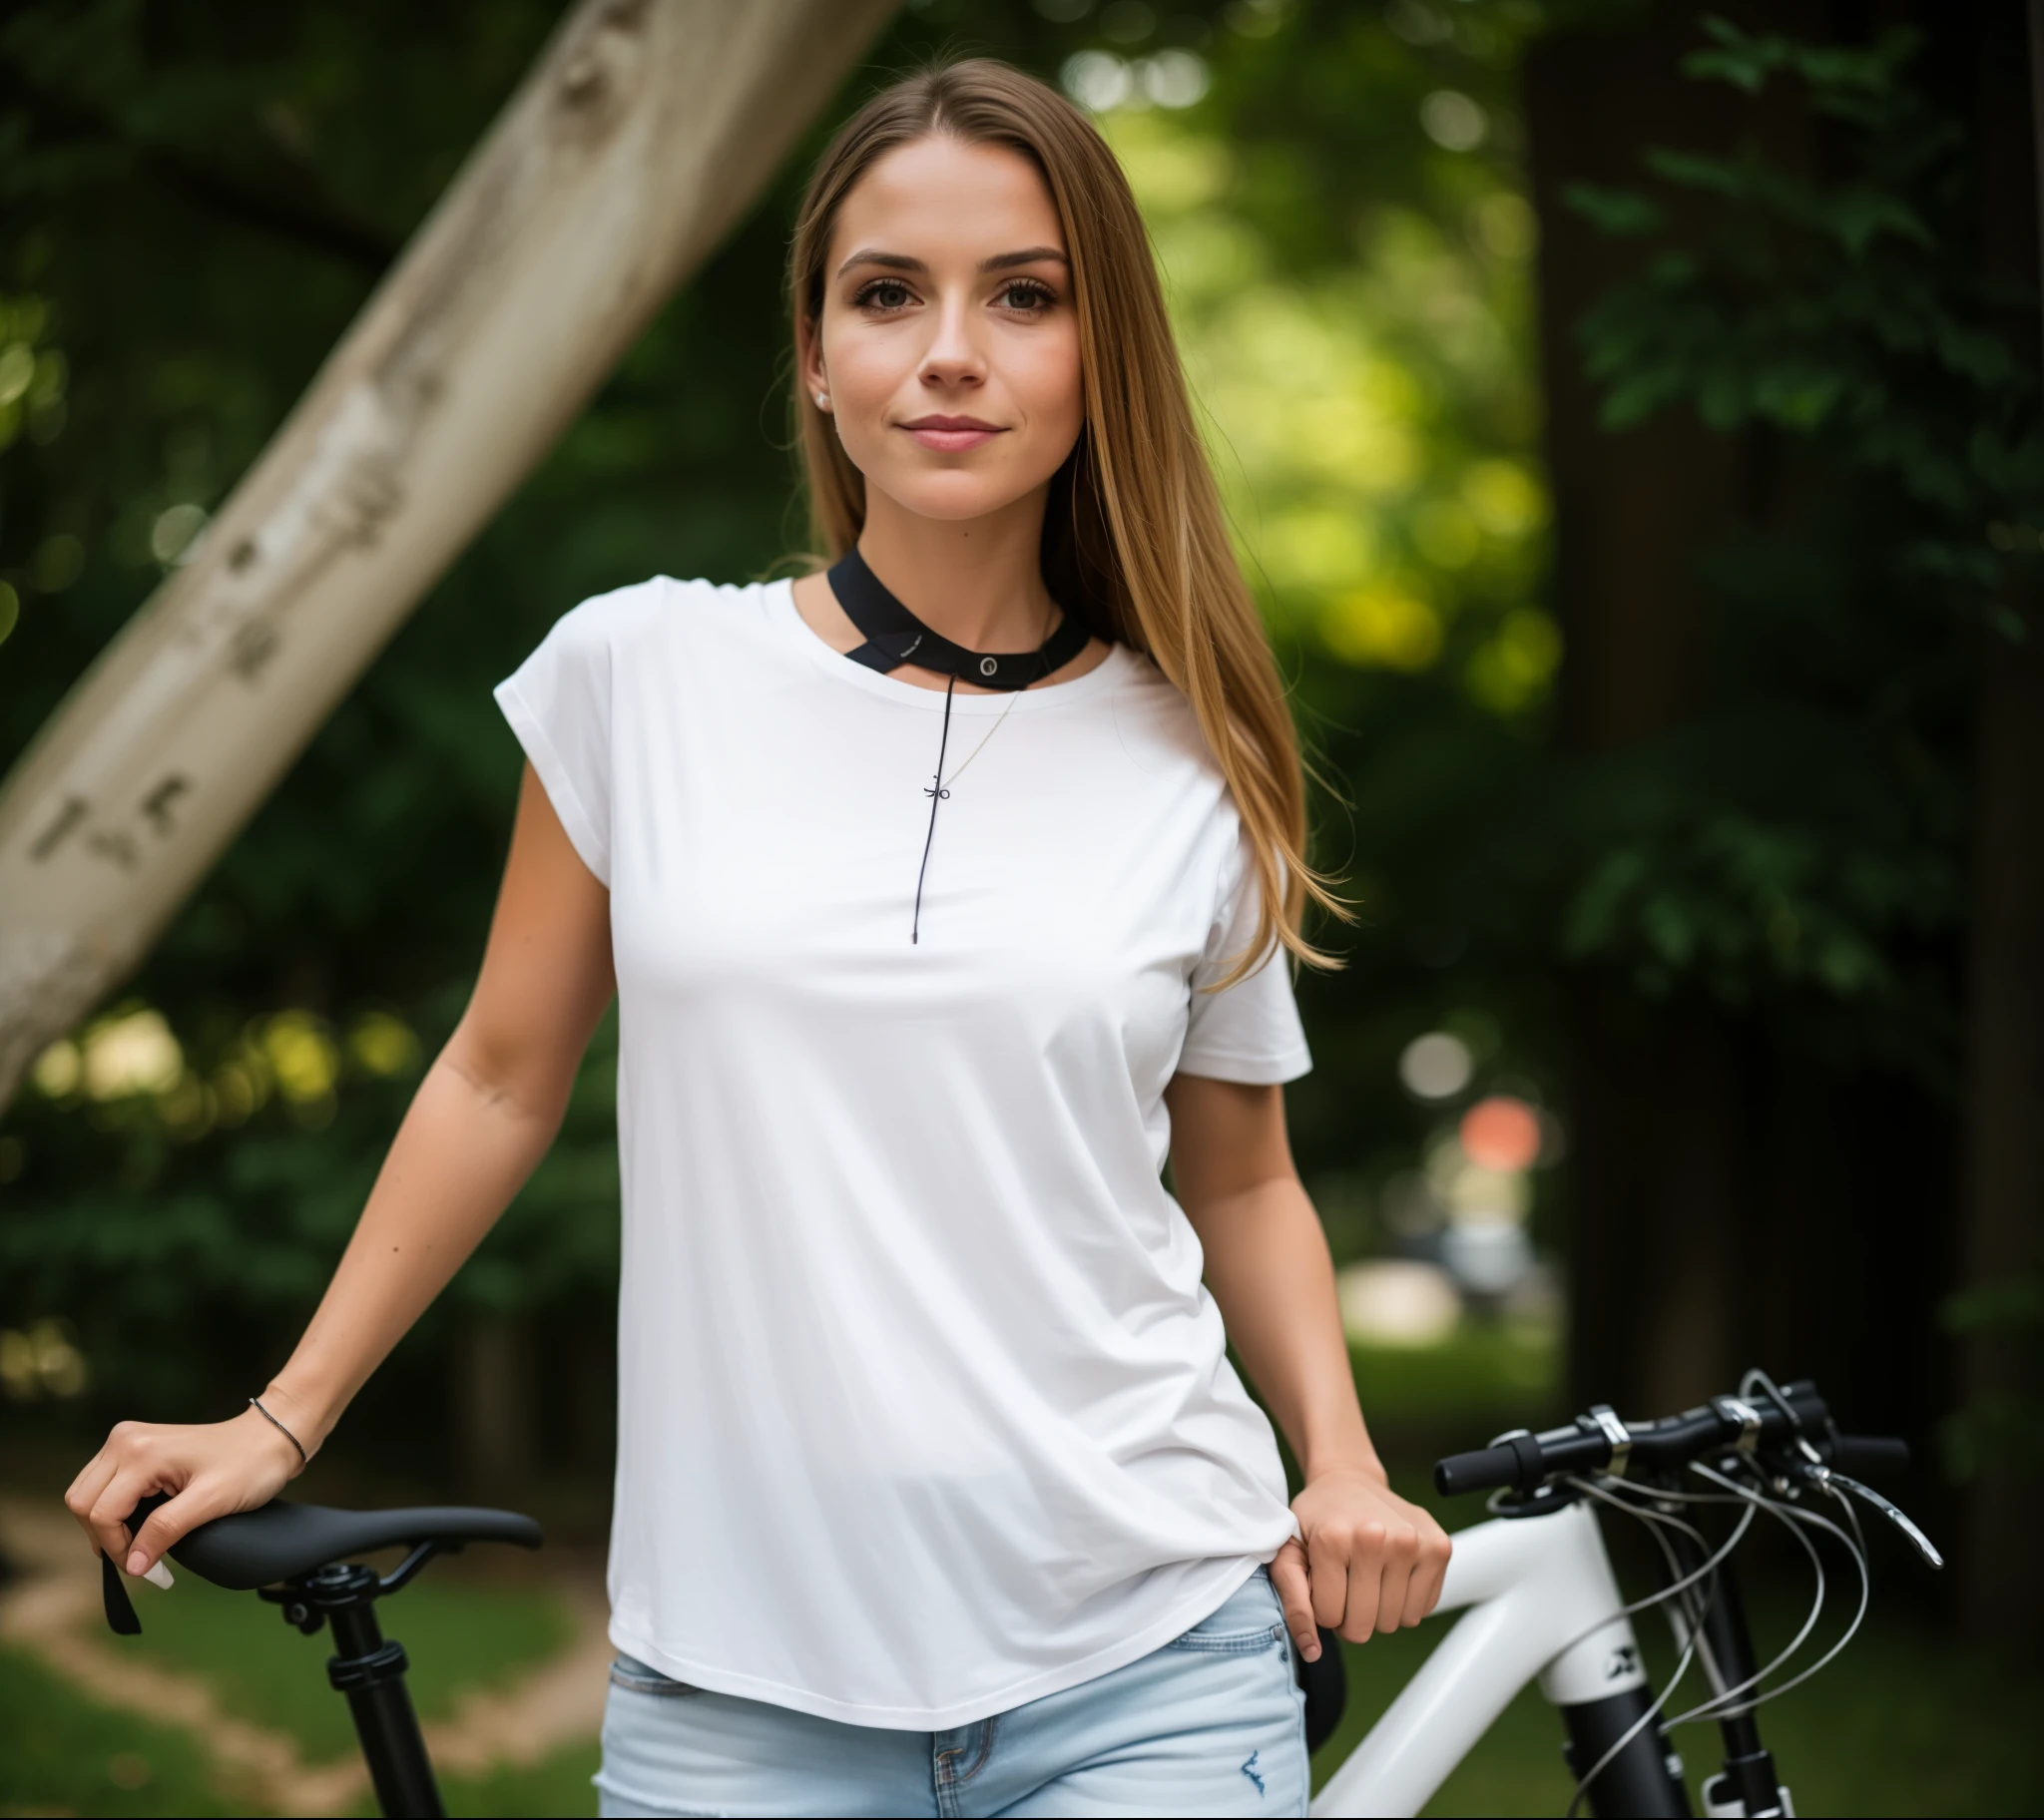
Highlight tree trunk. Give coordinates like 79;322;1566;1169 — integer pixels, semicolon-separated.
1957;633;2044;1644
0;0;899;1110
454;1314;538;1497
1524;7;1779;1417
1948;0;2044;1648
1536;9;2035;1639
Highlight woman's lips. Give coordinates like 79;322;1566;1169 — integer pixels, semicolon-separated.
900;415;1004;452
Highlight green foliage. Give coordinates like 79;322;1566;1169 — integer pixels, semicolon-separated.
1546;14;2015;1042
1568;16;2043;628
1556;696;1963;1020
1938;1274;2044;1481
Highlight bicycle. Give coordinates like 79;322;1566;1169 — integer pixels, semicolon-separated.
1309;1368;1941;1818
98;1368;1938;1819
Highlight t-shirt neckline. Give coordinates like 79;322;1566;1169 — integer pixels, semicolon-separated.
765;575;1136;714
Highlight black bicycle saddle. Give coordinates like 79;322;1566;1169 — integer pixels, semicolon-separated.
130;1492;543;1591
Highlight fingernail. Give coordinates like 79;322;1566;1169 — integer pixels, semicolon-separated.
1302;1639;1320;1661
126;1551;148;1576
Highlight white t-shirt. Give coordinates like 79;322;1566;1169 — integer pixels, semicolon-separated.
494;575;1310;1729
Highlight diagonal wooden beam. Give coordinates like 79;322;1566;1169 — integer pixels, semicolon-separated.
0;0;898;1109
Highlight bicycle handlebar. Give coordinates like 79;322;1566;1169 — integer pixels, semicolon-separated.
1433;1380;1909;1496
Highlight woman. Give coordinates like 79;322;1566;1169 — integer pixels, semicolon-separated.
67;61;1449;1817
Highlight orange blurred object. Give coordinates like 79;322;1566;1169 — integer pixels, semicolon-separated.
1459;1095;1541;1171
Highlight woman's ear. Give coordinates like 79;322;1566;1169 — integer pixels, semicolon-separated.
798;316;829;412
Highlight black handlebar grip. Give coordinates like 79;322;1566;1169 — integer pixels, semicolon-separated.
1434;1448;1511;1495
1828;1434;1910;1479
1435;1432;1545;1496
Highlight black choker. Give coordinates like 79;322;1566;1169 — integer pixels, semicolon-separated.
827;546;1090;690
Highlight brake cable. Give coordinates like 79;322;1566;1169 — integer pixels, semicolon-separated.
1669;1460;1873;1717
1655;1461;1832;1726
1552;1481;1758;1818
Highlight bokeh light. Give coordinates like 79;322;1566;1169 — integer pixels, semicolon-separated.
1419;90;1488;151
1459;1094;1541;1171
81;1009;183;1100
0;1319;89;1401
1336;1259;1461;1347
1399;1030;1473;1100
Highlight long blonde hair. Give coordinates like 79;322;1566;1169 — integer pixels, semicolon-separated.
788;59;1340;978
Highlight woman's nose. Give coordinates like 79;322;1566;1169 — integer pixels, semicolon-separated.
919;294;986;389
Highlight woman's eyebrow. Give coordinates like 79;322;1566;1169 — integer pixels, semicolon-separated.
836;248;925;276
982;247;1069;271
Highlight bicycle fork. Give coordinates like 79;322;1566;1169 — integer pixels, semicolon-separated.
1549;1520;1795;1818
1655;1526;1793;1819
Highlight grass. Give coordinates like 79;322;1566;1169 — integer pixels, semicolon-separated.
413;1741;601;1818
0;1639;600;1820
0;1642;244;1818
121;1564;571;1764
1352;1323;1565;1444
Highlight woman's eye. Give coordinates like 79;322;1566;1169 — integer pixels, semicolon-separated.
1000;281;1054;312
858;280;914;311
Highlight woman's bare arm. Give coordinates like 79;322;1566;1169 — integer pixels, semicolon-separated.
66;766;613;1577
1166;1073;1451;1659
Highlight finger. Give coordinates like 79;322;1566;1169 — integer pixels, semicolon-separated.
64;1450;121;1552
1270;1543;1321;1661
129;1483;223;1577
1407;1533;1452;1625
85;1469;161;1572
1375;1529;1417;1636
1339;1524;1384;1642
1404;1558;1443;1627
1305;1525;1350;1631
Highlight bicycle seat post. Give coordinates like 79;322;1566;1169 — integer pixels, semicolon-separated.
300;1562;444;1820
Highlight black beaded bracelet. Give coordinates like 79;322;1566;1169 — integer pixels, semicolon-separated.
249;1396;310;1467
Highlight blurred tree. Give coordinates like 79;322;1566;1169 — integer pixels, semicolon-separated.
1527;3;2041;1637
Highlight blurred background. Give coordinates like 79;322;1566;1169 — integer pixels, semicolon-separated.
1;0;2039;1813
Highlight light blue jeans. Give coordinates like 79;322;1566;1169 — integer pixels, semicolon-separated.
595;1568;1307;1817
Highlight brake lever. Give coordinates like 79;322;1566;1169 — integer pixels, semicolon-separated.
1793;1461;1944;1570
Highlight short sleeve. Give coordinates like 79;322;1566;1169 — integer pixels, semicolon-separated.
1177;834;1313;1086
493;594;624;886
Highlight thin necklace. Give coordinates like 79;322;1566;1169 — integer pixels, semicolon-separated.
909;600;1053;945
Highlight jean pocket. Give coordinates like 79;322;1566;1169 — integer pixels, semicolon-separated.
1166;1571;1287;1654
609;1653;702;1696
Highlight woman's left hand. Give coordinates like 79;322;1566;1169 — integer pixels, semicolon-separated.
1271;1466;1453;1661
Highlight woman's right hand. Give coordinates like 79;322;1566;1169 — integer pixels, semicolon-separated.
64;1405;307;1579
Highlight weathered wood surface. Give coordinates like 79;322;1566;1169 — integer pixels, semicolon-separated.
0;0;897;1108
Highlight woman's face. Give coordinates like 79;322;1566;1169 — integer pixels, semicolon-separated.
805;135;1083;526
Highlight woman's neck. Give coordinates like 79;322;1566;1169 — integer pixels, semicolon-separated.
856;486;1058;651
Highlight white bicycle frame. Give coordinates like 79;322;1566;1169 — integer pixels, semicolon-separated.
1311;1501;1648;1818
